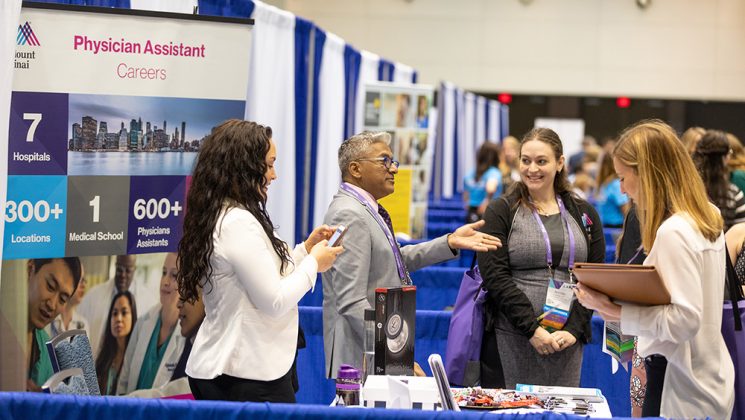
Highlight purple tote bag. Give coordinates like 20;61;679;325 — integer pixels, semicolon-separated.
445;263;487;387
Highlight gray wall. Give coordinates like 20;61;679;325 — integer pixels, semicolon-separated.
269;0;745;101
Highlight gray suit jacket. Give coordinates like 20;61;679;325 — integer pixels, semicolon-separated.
322;188;457;378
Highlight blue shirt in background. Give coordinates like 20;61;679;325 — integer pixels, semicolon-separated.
597;178;629;227
464;166;502;207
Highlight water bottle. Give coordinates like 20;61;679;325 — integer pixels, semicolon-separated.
362;309;376;383
335;364;361;406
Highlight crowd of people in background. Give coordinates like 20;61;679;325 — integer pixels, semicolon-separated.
464;126;745;237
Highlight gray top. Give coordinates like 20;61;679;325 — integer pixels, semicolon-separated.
497;206;588;333
539;213;564;268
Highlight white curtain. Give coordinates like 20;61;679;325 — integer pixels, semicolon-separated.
440;82;455;199
312;32;346;228
130;0;197;13
475;95;486;148
462;92;476;184
0;0;21;289
353;50;379;134
245;1;297;243
392;61;415;84
488;99;501;142
454;88;466;194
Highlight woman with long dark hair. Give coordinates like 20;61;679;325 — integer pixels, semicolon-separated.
477;127;605;388
95;291;136;395
693;129;745;231
178;119;342;403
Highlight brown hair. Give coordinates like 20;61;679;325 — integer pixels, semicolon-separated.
727;132;745;172
681;126;706;155
507;127;573;210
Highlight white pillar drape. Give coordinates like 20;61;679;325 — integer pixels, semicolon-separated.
462;92;476;185
129;0;197;13
353;50;379;134
475;95;486;148
246;1;297;243
0;0;22;288
392;61;415;84
454;88;466;194
500;105;510;140
440;82;455;199
312;32;346;228
488;99;501;142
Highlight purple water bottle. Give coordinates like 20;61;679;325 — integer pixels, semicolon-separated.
335;364;361;406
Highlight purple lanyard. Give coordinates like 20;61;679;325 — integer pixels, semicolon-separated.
340;183;408;281
531;196;576;278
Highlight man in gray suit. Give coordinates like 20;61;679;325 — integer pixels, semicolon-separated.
322;131;501;378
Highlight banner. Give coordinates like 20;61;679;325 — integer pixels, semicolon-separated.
3;3;252;391
364;82;433;240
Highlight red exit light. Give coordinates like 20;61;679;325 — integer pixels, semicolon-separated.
616;97;631;108
497;93;512;104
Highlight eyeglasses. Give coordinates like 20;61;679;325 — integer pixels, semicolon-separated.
357;156;400;170
116;265;135;275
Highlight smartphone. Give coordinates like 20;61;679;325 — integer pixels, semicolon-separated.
327;225;347;247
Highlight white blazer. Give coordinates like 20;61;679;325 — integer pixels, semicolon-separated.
117;305;185;395
621;214;735;419
186;205;317;381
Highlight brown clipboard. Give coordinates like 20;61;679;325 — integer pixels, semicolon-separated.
573;263;671;305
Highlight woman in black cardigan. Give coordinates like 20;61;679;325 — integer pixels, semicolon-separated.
477;128;605;388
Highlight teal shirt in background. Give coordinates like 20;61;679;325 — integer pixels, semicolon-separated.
135;315;171;390
105;367;118;395
29;328;54;388
731;170;745;195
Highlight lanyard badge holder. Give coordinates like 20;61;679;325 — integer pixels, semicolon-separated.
341;183;411;285
603;245;645;366
533;197;576;333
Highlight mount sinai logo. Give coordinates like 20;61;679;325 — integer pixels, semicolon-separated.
17;22;40;46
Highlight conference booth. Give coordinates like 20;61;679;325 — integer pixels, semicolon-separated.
0;1;650;419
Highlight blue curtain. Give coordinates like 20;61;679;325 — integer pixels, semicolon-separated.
377;58;394;82
343;45;361;139
197;0;253;17
294;16;313;244
30;0;130;6
305;27;326;236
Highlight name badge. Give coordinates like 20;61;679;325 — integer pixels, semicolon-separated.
604;322;635;364
538;279;574;332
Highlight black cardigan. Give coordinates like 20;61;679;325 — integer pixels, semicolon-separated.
477;191;605;343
